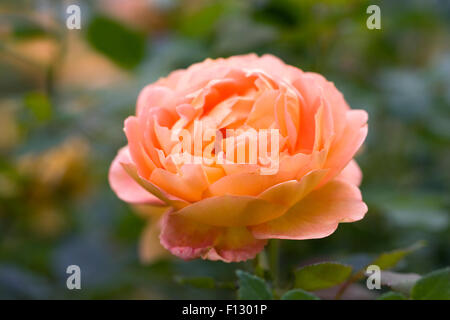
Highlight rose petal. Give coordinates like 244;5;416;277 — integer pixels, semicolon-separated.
124;116;156;178
337;159;363;187
175;195;284;227
251;179;368;240
258;169;328;207
160;210;266;262
204;227;267;263
150;164;209;202
109;147;164;205
159;210;220;260
139;218;168;264
121;162;188;209
180;169;327;227
136;85;176;116
321;110;368;184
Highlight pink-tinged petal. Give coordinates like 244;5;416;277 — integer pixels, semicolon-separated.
337;159;363;187
203;227;267;263
139;218;168;264
160;209;267;262
251;179;368;240
136;85;176;116
247;54;304;84
108;147;164;205
159;210;220;260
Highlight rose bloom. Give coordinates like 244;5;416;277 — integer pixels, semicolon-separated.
109;54;368;263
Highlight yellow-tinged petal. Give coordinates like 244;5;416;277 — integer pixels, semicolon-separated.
251;179;368;240
177;169;328;227
139;219;169;264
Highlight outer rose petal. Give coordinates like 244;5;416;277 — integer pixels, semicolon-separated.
159;210;220;260
178;170;327;228
160;210;266;262
321;110;368;184
204;227;267;263
139;219;168;263
136;85;176;116
174;195;284;227
109;147;164;205
337;159;363;187
250;179;368;240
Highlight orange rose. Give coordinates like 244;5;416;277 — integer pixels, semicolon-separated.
109;54;368;262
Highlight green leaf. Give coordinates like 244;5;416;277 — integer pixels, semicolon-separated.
380;271;421;295
294;262;352;291
377;291;407;300
281;289;320;300
371;241;425;270
24;92;52;122
175;276;215;289
236;270;273;300
411;267;450;300
85;15;146;69
178;3;225;37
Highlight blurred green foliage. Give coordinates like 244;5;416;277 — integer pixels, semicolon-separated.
86;15;146;69
0;0;448;299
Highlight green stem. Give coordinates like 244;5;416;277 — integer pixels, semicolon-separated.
253;250;268;278
268;239;280;287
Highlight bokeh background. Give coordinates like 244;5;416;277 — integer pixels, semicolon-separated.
0;0;448;299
